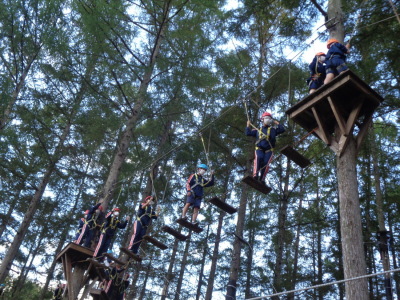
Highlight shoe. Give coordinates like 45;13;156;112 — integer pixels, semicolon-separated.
192;221;199;226
181;216;188;221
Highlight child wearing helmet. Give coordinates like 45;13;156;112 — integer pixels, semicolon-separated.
181;163;215;225
246;112;285;184
75;202;104;248
324;38;351;84
128;196;158;255
73;210;89;245
94;208;130;261
307;52;326;94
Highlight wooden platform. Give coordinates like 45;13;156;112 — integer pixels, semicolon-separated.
56;243;106;300
241;176;272;194
286;70;384;156
161;225;188;241
119;247;142;262
208;197;237;214
176;218;203;233
279;145;311;168
143;235;168;250
90;288;109;300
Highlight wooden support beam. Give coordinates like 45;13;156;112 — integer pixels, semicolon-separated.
312;107;330;145
328;96;347;135
356;112;373;153
345;100;363;135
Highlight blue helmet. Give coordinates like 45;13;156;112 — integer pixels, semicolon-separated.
197;163;208;170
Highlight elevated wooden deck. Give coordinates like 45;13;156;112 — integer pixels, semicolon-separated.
286;70;384;155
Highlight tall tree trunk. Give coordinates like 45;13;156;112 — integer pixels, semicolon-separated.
196;226;209;300
336;135;368;299
98;1;173;209
174;231;192;300
371;128;393;300
161;237;180;300
139;258;152;299
205;168;231;300
272;160;291;300
0;59;94;283
0;182;25;239
287;193;303;300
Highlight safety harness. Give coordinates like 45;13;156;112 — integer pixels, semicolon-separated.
101;216;121;234
189;173;212;197
137;206;155;227
255;127;274;152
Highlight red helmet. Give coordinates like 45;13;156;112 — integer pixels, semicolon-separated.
316;52;325;56
98;205;103;211
144;196;153;202
261;112;272;119
84;210;89;215
327;38;339;48
112;207;120;212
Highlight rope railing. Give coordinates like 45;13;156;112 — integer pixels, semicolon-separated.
245;268;400;300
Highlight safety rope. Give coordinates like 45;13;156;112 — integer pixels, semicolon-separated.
387;0;400;24
245;268;400;300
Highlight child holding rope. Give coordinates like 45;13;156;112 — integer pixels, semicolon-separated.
307;52;326;93
246;112;285;185
128;195;158;255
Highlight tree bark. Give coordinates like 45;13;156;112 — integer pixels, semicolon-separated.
337;135;368;299
174;231;192;300
98;1;173;209
161;237;180;300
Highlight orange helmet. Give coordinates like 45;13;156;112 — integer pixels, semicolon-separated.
316;52;326;56
327;38;339;48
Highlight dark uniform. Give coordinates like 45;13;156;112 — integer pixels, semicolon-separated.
246;124;285;182
186;173;215;209
308;56;326;91
76;203;104;248
128;202;157;254
325;42;349;76
94;211;128;260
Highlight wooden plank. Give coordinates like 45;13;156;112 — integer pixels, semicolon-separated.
241;176;272;195
56;242;93;263
143;235;168;250
103;253;126;266
176;218;203;233
161;226;188;241
279;145;311;168
312;107;330;145
119;247;142;262
328;96;347;135
208;197;237;214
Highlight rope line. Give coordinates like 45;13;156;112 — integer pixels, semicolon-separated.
245;268;400;300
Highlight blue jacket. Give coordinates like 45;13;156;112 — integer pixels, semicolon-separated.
309;57;326;78
246;125;285;151
326;43;348;61
137;203;157;227
186;173;215;198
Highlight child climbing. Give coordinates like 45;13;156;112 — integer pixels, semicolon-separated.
180;164;214;225
308;52;326;94
246;112;285;185
75;202;104;248
73;210;89;245
94;208;130;261
128;196;158;255
324;38;351;84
